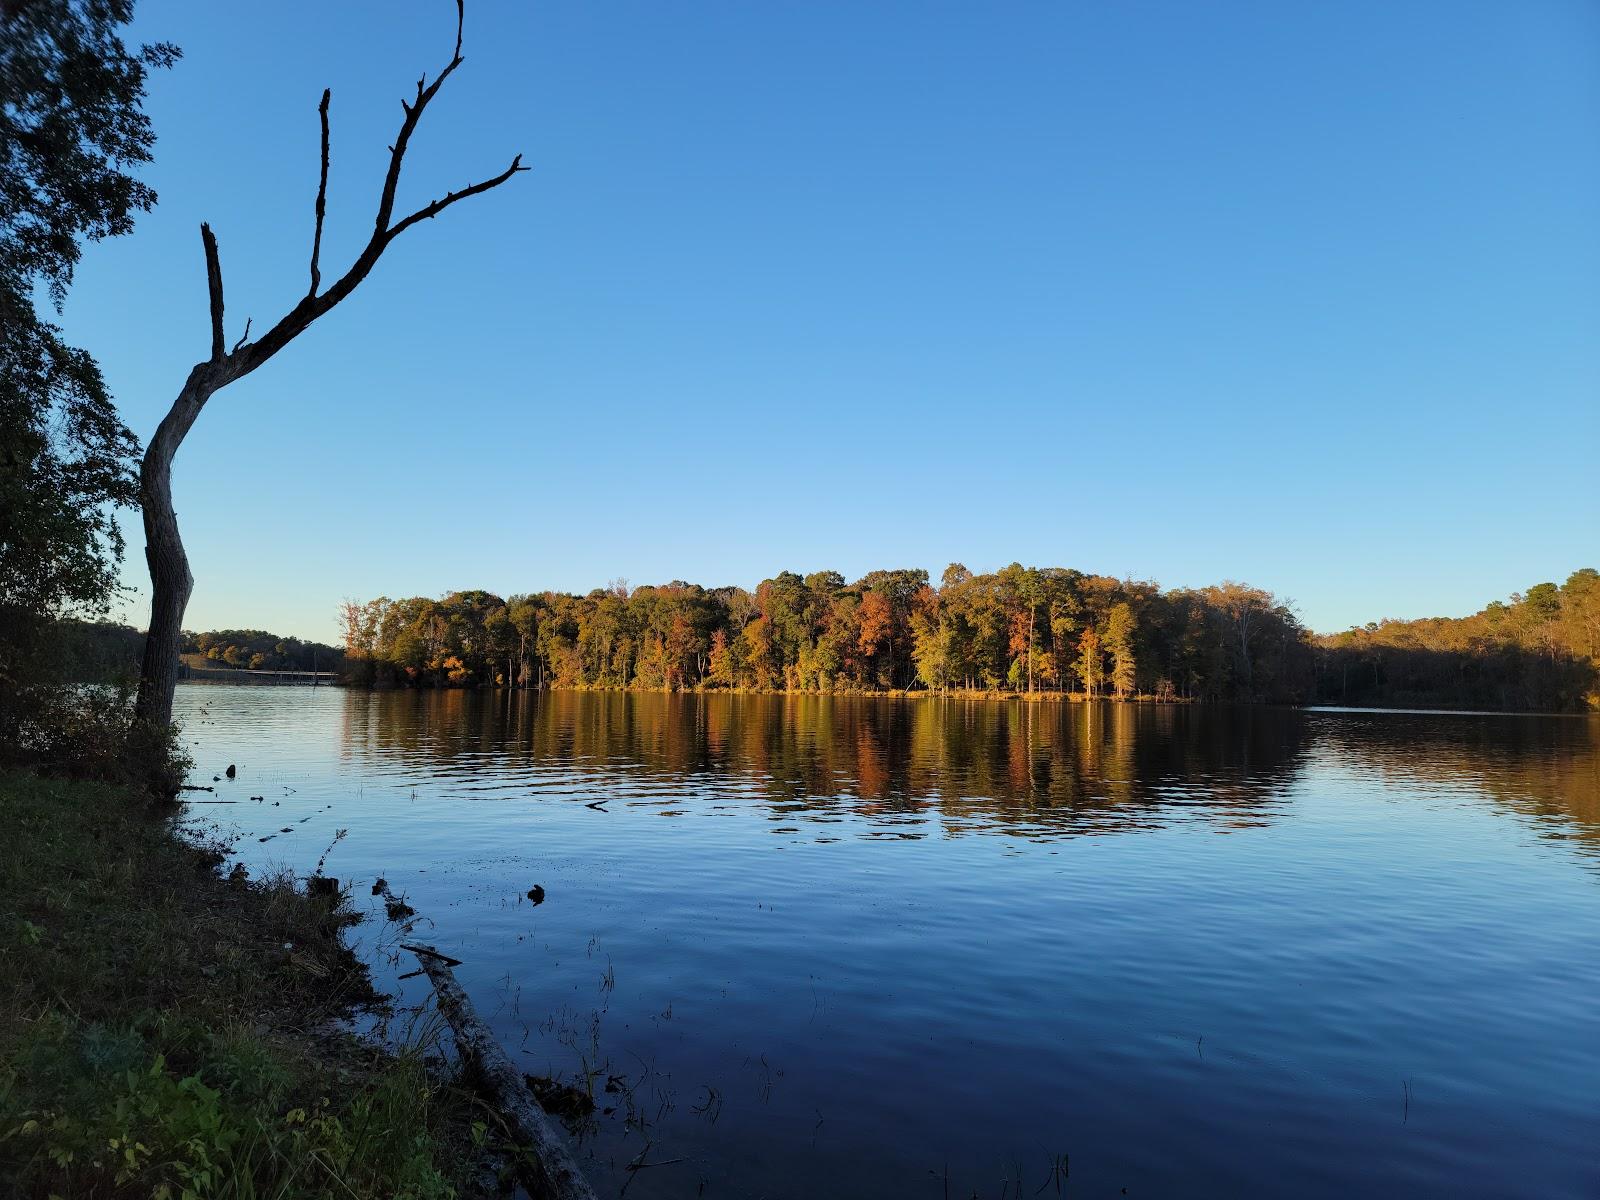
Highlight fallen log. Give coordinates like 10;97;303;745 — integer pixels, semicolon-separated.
402;940;457;966
404;943;598;1200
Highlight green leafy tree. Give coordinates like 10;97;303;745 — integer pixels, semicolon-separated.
1;0;176;768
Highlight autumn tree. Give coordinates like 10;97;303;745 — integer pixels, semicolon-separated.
707;629;735;688
1561;569;1599;661
1105;601;1138;698
910;585;950;691
857;591;893;685
742;616;776;690
1077;628;1104;698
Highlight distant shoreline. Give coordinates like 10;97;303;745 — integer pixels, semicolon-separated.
178;662;337;686
177;679;1595;717
331;680;1190;703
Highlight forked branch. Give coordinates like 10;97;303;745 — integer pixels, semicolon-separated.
377;0;467;239
206;0;522;379
136;0;525;740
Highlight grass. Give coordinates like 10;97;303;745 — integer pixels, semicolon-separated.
0;768;486;1199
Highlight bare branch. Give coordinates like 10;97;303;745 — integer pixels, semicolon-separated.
231;317;252;353
309;88;331;296
386;155;527;242
229;1;523;378
375;2;467;236
201;223;224;361
141;0;526;736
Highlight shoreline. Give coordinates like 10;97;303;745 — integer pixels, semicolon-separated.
181;678;1593;713
181;676;1597;715
0;768;511;1197
342;681;1197;703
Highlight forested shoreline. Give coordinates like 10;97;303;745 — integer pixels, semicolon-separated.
339;565;1600;712
181;628;343;674
1315;570;1598;711
54;622;344;680
50;566;1597;712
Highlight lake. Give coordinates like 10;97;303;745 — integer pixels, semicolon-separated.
175;685;1600;1198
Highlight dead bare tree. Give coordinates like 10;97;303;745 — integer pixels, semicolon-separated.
133;0;526;744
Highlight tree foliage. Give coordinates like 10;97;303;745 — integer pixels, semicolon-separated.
341;565;1315;702
342;568;1600;711
1;0;177;303
0;315;138;622
0;0;175;767
0;0;174;623
1314;569;1600;711
183;630;344;674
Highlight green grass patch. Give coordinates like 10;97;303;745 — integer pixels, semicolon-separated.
0;769;481;1198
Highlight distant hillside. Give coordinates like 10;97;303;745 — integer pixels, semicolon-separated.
182;630;343;675
1312;569;1599;711
53;623;342;682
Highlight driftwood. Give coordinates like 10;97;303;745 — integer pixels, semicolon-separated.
404;944;597;1200
403;941;459;966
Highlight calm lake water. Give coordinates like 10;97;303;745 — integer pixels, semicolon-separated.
175;685;1600;1198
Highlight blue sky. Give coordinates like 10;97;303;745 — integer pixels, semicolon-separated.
66;0;1599;642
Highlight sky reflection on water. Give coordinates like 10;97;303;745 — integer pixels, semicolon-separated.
179;687;1600;1198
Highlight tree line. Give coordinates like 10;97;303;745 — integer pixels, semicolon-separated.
340;565;1314;702
45;568;1596;712
42;622;345;682
340;566;1600;711
183;629;343;674
1310;569;1599;712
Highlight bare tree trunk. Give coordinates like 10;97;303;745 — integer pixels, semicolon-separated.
130;2;524;752
135;364;220;731
134;451;191;730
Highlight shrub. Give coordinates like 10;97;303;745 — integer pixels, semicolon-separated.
0;679;190;797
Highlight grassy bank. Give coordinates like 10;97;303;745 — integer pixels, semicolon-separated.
0;769;480;1199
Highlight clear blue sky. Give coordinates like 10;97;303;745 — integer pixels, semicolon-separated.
64;0;1599;643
